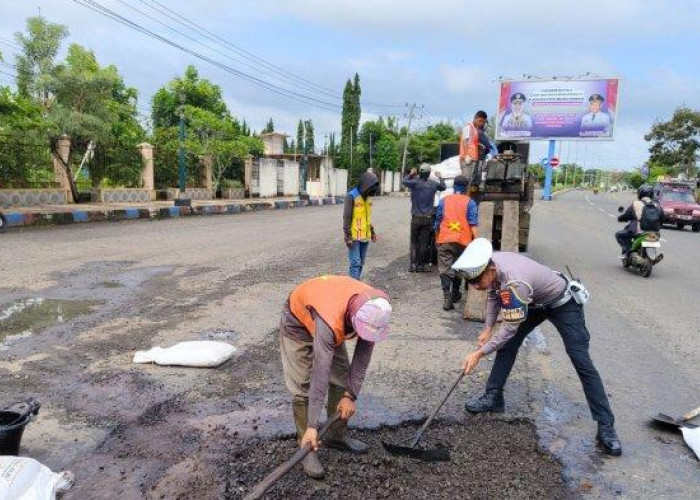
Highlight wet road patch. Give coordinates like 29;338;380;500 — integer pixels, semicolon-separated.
0;298;101;346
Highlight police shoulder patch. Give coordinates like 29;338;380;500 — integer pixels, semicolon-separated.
499;284;528;324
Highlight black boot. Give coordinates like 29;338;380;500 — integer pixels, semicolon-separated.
441;276;454;310
464;389;505;413
597;422;622;456
451;277;463;303
325;385;368;454
292;397;325;478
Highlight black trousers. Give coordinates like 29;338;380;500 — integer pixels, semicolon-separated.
485;299;615;425
615;229;634;253
410;215;434;266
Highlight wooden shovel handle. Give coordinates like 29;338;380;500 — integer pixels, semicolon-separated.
682;406;700;422
243;413;341;500
409;371;465;448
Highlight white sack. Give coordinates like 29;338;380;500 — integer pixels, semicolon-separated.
133;341;236;368
681;426;700;461
0;457;73;500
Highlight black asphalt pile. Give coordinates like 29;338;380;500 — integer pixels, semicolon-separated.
225;418;569;499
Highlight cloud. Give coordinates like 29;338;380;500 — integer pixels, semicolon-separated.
2;0;699;169
250;0;700;44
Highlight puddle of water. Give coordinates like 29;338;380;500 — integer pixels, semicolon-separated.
0;298;101;345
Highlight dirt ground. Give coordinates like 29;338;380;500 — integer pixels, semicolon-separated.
0;201;580;499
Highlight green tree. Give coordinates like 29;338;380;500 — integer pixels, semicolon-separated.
296;119;305;154
328;132;338;158
340;74;362;178
373;135;400;172
151;67;262;189
304;120;315;154
14;16;68;105
645;106;700;176
183;105;262;193
151;65;228;128
48;44;144;188
262;117;274;133
407;122;459;167
0;88;52;187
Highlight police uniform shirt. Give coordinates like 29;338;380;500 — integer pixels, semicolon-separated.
481;253;567;355
501;112;533;130
580;111;611;133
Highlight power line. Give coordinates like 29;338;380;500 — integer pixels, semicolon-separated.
0;36;21;49
135;0;344;101
138;0;404;109
72;0;342;112
116;0;335;100
105;0;403;110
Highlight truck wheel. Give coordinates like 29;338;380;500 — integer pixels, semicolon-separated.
676;223;685;230
693;223;700;233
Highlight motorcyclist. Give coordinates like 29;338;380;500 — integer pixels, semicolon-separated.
616;184;663;258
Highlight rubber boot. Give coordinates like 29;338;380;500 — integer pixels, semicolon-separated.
464;389;505;413
597;422;622;456
324;386;368;454
451;276;463;303
441;276;454;311
292;397;325;479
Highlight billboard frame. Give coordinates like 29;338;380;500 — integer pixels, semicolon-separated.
494;77;622;142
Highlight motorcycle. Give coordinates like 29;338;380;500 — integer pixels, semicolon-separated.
617;206;663;277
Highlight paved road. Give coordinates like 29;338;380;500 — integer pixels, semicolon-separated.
1;193;699;498
528;190;700;498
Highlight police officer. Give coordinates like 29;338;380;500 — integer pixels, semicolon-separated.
580;94;611;134
500;93;533;131
455;239;622;456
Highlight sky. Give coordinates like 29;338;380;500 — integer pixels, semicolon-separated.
1;0;699;170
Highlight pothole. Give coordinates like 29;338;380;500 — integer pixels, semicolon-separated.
224;419;568;499
0;298;101;347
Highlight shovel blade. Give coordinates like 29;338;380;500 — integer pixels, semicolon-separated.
381;440;450;462
652;413;682;428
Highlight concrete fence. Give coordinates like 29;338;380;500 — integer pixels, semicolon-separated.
0;189;70;208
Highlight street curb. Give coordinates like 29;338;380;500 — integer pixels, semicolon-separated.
2;196;346;230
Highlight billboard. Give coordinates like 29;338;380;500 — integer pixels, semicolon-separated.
495;79;619;141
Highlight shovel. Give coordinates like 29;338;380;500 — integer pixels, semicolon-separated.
243;412;341;500
652;405;700;430
381;371;465;462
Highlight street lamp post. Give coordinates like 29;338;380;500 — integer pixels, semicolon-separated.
175;92;190;207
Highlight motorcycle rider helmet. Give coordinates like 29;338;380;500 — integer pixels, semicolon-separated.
637;184;653;200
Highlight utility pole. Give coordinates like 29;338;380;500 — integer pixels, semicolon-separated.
349;125;353;175
369;133;374;170
178;92;186;193
400;103;423;188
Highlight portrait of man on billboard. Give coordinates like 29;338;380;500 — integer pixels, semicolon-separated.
580;93;612;135
500;93;533;133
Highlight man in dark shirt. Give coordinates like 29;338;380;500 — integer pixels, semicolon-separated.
403;164;446;272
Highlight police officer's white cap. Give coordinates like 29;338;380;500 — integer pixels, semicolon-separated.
452;238;493;279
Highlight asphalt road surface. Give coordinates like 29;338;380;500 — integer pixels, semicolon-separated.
0;191;698;498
